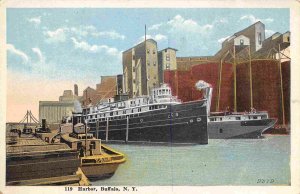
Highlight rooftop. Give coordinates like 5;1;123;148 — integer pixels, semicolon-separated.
122;38;157;53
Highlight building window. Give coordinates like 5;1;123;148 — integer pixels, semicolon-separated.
153;50;156;54
147;49;150;54
153;61;156;66
166;63;170;69
258;32;262;45
240;39;244;46
166;57;170;61
90;141;96;149
219;128;223;133
133;79;136;84
132;55;135;60
147;61;150;66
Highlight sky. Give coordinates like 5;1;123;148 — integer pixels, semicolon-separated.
6;8;289;122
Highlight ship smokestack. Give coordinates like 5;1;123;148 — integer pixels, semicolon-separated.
74;84;78;96
74;100;82;113
195;80;213;115
42;119;46;130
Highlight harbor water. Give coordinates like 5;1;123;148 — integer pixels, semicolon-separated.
95;135;290;186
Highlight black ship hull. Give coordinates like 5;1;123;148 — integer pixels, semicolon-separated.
87;100;208;144
208;118;277;139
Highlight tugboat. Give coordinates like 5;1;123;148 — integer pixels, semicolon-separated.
83;82;210;145
56;112;126;180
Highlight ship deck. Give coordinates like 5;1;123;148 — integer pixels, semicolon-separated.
7;136;72;155
6;133;87;185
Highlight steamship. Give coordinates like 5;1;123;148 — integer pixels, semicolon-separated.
83;83;209;144
208;110;277;139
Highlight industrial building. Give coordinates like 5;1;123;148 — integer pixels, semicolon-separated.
176;56;215;71
81;86;97;107
164;21;290;127
216;21;265;59
81;75;122;106
123;39;159;98
122;39;179;98
158;47;178;83
39;85;81;124
176;21;266;71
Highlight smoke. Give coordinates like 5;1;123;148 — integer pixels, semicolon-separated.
74;100;83;113
195;80;213;115
195;80;211;90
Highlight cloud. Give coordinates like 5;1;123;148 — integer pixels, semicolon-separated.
264;18;274;23
27;16;41;25
70;26;89;37
30;48;53;74
265;29;275;37
167;15;213;34
136;34;168;45
43;25;126;44
148;15;214;36
32;47;44;62
217;35;231;43
91;30;126;40
7;44;56;76
148;23;163;31
145;15;215;52
154;34;167;41
218;18;228;24
71;37;120;56
44;28;67;43
240;15;274;24
139;15;216;55
7;44;29;64
70;25;126;40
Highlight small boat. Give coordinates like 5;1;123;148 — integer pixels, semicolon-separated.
57;114;126;181
208;110;277;139
80;144;126;180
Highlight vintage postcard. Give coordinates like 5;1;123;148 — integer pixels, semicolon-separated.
1;0;300;194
